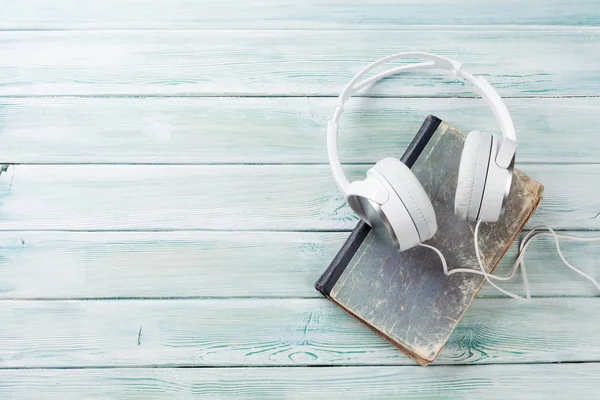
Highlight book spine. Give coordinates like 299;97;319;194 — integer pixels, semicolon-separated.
315;115;442;297
314;221;370;296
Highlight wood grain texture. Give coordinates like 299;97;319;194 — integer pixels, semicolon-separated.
2;29;600;96
0;298;598;367
0;231;598;299
0;164;597;231
2;0;599;394
3;0;599;29
1;364;599;399
1;97;599;164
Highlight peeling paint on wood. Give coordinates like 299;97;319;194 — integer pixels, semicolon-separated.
1;0;599;395
3;0;599;29
0;97;599;164
1;364;599;399
0;298;598;368
2;30;600;96
0;230;597;299
0;164;597;231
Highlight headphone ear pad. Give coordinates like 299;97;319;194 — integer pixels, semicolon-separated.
374;158;437;244
455;131;492;220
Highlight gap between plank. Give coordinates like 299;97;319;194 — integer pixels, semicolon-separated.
1;25;600;32
0;360;598;370
1;94;599;99
0;294;596;301
0;228;597;233
0;162;597;166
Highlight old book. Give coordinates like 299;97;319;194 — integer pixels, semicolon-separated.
315;115;544;366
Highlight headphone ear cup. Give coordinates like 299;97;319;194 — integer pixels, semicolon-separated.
373;158;437;248
455;131;493;220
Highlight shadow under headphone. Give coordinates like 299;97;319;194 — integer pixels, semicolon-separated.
327;52;517;252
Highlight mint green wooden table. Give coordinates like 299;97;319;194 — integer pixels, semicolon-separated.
1;1;599;398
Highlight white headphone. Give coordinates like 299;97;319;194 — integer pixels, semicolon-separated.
327;52;517;252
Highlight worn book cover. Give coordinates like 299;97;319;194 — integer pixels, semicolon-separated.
315;115;544;365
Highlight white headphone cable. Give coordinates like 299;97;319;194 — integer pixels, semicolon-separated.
420;221;600;300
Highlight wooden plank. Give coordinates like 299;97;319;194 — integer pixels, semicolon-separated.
0;231;341;299
0;230;597;299
1;29;600;96
0;298;598;367
1;97;598;164
0;164;597;231
1;364;599;399
3;0;599;29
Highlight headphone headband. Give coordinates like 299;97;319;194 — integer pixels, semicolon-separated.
328;52;517;194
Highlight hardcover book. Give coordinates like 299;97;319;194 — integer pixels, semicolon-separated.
315;115;544;365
